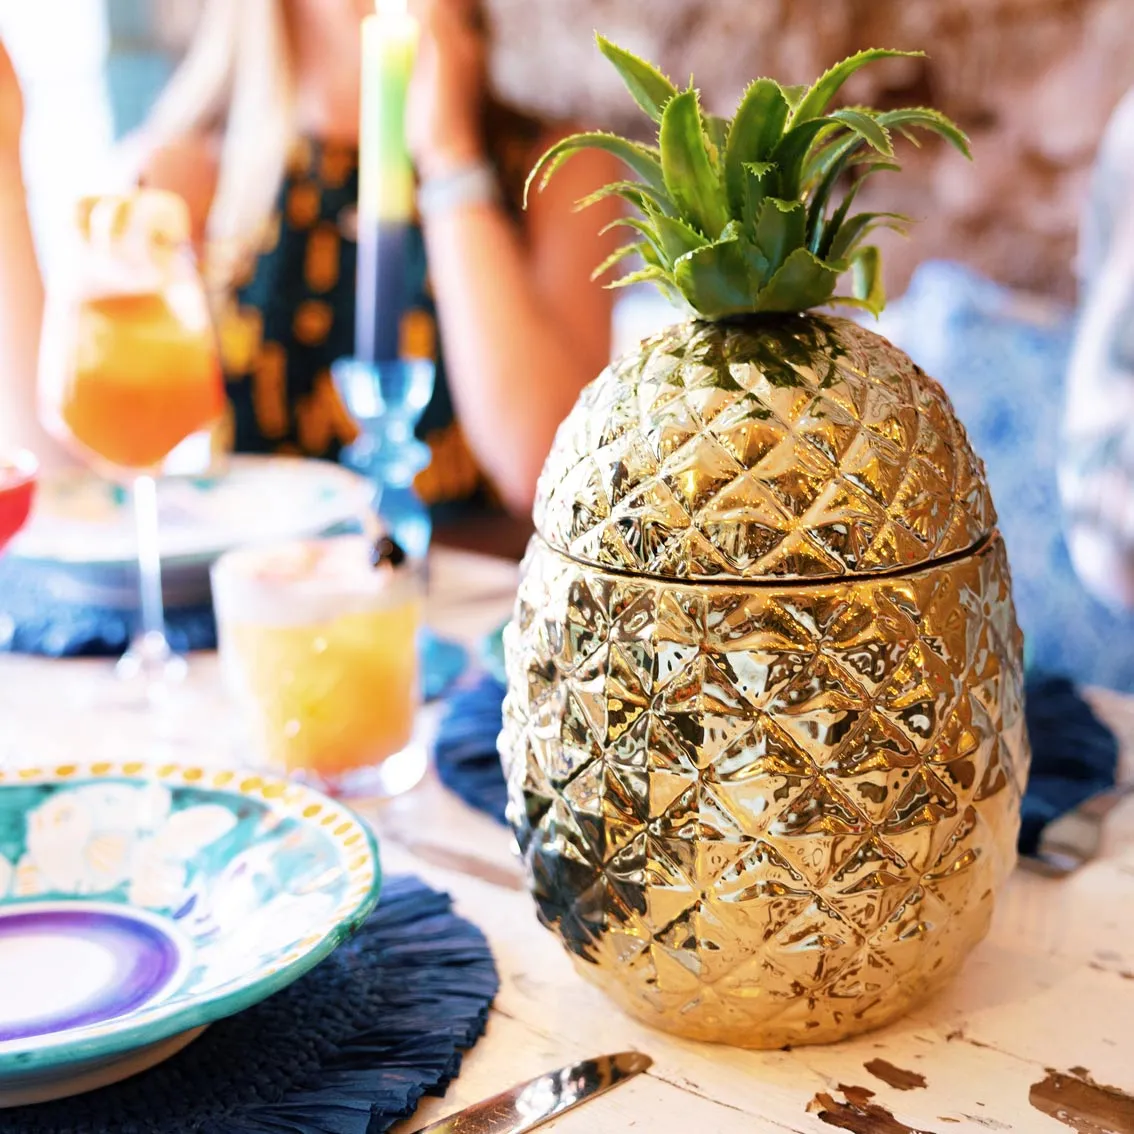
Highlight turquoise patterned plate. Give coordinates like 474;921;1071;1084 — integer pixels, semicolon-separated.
0;762;381;1107
7;455;372;607
10;456;372;567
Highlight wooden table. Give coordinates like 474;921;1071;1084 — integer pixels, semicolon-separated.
2;547;1132;1134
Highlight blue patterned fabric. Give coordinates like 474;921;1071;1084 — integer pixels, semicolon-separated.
878;260;1134;691
2;875;497;1134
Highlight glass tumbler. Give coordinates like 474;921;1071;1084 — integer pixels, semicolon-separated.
212;535;426;797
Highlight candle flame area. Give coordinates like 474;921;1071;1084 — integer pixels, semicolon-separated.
376;0;408;16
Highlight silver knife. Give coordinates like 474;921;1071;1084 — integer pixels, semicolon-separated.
410;1051;653;1133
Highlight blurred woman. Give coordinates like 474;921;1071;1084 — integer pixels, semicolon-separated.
132;0;621;515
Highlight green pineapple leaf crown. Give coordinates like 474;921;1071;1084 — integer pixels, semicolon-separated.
526;37;970;319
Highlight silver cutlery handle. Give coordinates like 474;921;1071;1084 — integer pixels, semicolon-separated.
411;1051;652;1134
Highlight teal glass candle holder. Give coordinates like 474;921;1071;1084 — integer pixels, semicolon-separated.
332;357;435;560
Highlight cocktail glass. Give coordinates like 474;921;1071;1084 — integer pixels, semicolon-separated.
38;191;224;701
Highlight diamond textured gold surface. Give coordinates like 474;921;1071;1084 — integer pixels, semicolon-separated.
503;314;1028;1047
502;536;1027;1046
535;317;994;581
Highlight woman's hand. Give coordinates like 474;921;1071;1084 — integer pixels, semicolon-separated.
137;132;219;249
406;0;488;179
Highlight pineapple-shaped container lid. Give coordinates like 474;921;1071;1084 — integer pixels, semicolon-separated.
530;42;994;581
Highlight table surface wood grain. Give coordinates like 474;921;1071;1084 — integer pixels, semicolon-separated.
1;547;1131;1134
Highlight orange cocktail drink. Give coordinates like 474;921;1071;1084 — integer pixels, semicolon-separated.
62;290;222;469
38;189;224;695
42;191;223;473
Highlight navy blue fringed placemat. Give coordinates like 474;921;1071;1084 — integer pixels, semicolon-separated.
0;563;217;657
6;875;498;1134
433;678;510;825
432;674;1121;856
0;558;467;700
1018;674;1120;856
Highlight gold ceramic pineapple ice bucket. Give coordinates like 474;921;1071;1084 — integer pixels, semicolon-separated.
500;316;1030;1048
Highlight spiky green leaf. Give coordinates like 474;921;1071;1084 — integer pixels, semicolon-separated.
791;49;923;124
638;237;666;271
605;264;673;291
536;36;975;320
596;34;678;122
600;215;670;262
876;107;971;158
753;198;806;275
801;109;964;198
725;80;791;216
598;216;655;238
752;247;841;312
740;161;775;233
525;132;664;207
673;237;758;318
780;83;807;109
825;294;877;315
849;244;884;315
659;89;731;238
591;240;649;281
705;114;729;165
827;108;892;155
805;147;859;250
814;173;866;257
805;148;899;252
793;112;895;192
651;212;710;264
772;117;839;201
801;132;861;190
572;180;673;222
826;210;909;262
801;125;910;193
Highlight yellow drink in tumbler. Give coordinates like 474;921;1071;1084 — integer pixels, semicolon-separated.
213;537;421;785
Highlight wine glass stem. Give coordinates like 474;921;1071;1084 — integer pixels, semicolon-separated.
133;474;166;647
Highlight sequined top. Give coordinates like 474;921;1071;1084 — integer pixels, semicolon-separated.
215;105;544;509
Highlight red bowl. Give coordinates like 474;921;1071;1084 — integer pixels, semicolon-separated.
0;449;37;553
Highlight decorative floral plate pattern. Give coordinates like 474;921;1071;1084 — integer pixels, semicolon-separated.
0;762;380;1106
9;456;371;568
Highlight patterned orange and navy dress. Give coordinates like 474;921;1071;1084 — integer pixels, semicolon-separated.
216;112;541;511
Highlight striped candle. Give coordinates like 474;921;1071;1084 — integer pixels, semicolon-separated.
356;0;419;363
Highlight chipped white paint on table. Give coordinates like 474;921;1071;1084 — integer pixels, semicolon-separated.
1;547;1131;1134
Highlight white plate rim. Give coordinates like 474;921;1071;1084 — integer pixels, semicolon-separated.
9;456;373;568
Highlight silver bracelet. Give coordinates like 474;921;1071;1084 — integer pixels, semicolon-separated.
417;160;500;219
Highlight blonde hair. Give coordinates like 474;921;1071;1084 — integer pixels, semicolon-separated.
141;0;296;281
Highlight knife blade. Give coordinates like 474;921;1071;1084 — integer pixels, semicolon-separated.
409;1051;653;1134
